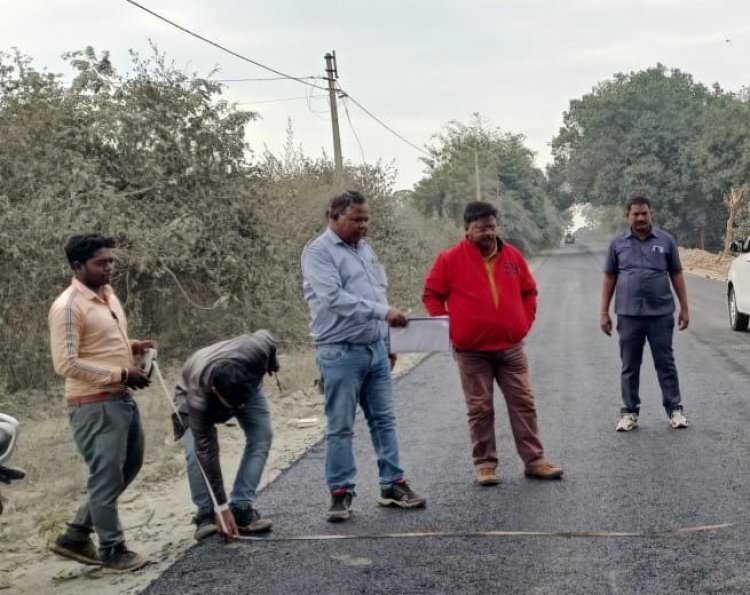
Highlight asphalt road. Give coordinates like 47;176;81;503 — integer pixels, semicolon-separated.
145;243;750;595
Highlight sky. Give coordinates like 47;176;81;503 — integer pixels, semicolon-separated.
3;1;750;191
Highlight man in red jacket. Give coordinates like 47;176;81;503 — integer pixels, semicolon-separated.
422;201;563;486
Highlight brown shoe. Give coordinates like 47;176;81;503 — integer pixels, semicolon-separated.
476;468;499;486
524;460;563;480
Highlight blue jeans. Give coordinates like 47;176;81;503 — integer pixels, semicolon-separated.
316;340;403;493
617;315;683;416
184;388;272;516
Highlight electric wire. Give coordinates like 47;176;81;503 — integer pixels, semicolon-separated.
236;95;315;106
338;89;430;156
123;0;329;92
306;86;329;119
341;95;366;163
215;76;322;83
124;0;429;157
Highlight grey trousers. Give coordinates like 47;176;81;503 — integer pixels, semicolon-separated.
66;398;144;552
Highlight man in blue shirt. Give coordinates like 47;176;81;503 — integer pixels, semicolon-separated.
302;190;426;522
600;192;689;431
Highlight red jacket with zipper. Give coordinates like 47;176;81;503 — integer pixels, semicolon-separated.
422;238;537;351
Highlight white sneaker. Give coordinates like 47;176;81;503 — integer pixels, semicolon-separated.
669;410;688;429
616;413;639;432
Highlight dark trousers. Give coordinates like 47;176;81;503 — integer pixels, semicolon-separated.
66;398;144;553
617;315;682;416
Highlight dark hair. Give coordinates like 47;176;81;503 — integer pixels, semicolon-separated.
463;201;498;224
65;234;116;268
625;190;652;213
210;359;256;408
327;190;367;220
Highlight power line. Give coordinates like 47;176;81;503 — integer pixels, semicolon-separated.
236;95;319;105
339;89;429;156
123;1;427;159
215;76;322;83
341;95;366;164
123;0;329;92
15;75;321;86
305;86;328;121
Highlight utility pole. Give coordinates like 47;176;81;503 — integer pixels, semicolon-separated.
324;51;343;185
473;150;481;201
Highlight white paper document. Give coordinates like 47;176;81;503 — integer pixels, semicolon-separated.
389;316;450;353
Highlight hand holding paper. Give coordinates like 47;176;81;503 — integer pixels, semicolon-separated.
389;316;450;353
386;308;409;327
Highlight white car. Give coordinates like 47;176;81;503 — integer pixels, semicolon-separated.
728;237;750;331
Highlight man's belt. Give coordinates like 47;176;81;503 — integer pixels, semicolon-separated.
67;390;131;407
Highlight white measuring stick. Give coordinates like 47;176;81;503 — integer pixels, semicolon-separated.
152;359;231;536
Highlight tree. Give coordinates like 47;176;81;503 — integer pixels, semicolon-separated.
411;115;566;252
684;94;750;253
722;187;748;254
0;46;261;390
551;64;719;247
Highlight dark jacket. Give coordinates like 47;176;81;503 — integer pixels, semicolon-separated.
172;330;278;506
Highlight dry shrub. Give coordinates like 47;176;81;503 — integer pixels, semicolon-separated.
0;48;460;398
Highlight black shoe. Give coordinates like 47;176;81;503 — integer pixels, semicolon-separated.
49;533;101;566
193;512;218;541
326;488;353;522
230;503;273;534
377;479;426;509
100;543;148;572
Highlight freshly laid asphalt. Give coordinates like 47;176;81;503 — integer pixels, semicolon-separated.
145;243;750;595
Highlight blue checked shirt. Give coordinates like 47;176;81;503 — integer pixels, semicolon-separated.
302;228;390;345
604;227;682;317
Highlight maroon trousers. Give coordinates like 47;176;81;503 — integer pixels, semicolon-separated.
453;345;545;470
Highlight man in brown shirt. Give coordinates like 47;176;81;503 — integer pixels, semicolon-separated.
48;234;155;572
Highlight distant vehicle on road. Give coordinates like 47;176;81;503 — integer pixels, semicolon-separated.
727;236;750;331
563;231;575;245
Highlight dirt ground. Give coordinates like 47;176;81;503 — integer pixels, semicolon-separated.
679;247;734;280
0;352;428;594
